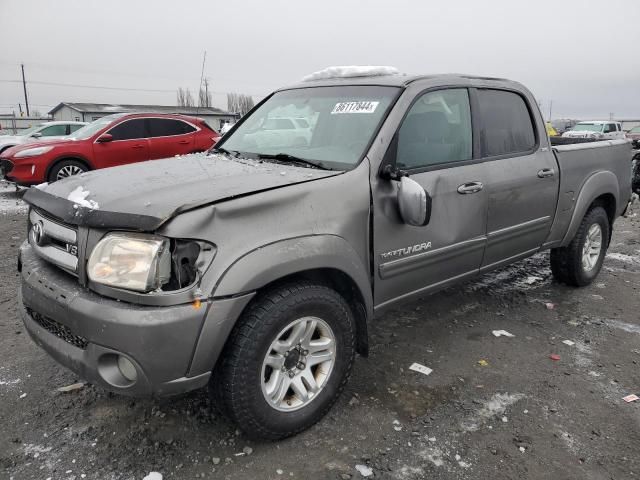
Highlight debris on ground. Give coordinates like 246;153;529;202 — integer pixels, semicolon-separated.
492;330;514;337
477;359;489;367
549;354;561;361
57;382;86;393
355;464;373;477
545;302;556;310
409;363;433;376
623;394;639;403
562;340;575;346
19;393;26;399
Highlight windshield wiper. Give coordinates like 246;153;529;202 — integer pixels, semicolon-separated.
256;153;330;170
211;147;242;158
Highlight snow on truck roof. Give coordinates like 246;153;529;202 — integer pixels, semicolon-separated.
302;66;400;82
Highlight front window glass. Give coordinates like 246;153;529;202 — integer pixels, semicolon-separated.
219;86;398;170
39;124;68;136
18;124;46;136
397;88;472;169
573;123;603;132
70;114;127;140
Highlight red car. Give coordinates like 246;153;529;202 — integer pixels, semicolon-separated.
0;113;220;185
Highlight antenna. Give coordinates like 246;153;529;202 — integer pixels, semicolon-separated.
195;51;207;119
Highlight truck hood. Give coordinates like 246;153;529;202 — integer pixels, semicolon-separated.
23;153;341;231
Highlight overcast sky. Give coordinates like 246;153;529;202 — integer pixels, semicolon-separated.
1;0;639;119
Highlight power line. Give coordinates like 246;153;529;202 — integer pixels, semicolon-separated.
0;78;265;98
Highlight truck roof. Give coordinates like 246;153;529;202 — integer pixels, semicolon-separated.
281;66;519;92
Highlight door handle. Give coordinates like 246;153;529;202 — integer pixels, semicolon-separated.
457;181;484;194
131;144;145;149
538;168;555;178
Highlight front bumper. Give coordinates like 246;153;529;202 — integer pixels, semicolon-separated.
19;243;253;396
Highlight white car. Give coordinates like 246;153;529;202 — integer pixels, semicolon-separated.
243;117;312;149
561;121;625;140
0;121;87;154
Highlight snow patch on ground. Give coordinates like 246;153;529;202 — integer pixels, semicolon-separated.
461;393;525;432
67;186;99;210
0;181;27;215
607;319;640;335
606;252;640;265
303;65;399;82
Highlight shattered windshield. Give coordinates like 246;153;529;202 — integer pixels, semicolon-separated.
218;85;398;170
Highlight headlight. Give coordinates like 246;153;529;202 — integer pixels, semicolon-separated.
87;233;171;292
14;146;54;158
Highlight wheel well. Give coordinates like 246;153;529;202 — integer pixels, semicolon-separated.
591;193;616;244
253;268;369;356
46;157;91;180
0;145;15;154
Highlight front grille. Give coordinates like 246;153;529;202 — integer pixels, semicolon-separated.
29;209;79;275
26;307;88;350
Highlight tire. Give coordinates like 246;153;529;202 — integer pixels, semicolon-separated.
48;159;88;182
211;281;356;440
550;206;610;286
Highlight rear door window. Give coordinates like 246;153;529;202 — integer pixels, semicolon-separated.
477;89;536;156
148;118;196;137
107;119;148;140
69;124;84;134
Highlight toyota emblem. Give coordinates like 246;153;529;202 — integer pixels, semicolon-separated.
32;221;45;245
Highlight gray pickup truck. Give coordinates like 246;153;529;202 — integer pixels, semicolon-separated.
18;69;631;439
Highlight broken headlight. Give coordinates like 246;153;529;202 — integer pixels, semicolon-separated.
87;233;171;293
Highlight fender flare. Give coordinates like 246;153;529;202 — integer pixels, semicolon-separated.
213;235;373;320
560;170;619;246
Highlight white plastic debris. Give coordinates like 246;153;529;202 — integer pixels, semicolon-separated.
57;382;85;393
545;302;556;310
623;394;639;403
409;363;433;376
67;186;99;210
492;330;515;338
519;446;526;452
355;464;373;477
19;392;27;399
303;65;399;82
562;340;575;346
143;473;163;480
501;416;508;423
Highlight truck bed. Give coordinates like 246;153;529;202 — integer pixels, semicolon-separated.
545;138;632;246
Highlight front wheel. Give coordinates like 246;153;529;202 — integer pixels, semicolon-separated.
211;281;356;439
48;159;88;182
550;206;610;286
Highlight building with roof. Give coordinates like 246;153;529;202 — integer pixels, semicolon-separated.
49;102;238;130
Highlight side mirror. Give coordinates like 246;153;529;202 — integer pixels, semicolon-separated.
31;132;42;138
96;133;113;143
397;176;432;226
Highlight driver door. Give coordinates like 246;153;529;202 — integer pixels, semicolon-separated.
371;88;488;308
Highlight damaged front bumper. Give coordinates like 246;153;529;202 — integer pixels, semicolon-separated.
19;243;253;397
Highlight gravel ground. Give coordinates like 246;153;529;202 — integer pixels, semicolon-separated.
1;190;639;480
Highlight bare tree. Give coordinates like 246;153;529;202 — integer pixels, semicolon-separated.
177;87;195;107
227;93;255;117
198;79;213;108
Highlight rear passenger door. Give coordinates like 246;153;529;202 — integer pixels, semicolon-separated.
476;89;559;271
147;118;197;159
372;88;489;307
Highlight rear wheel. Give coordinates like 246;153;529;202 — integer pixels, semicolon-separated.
48;159;88;182
211;281;356;439
550;206;610;286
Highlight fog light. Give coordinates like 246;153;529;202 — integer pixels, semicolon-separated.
117;355;138;382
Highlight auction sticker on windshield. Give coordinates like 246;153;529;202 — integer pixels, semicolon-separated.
331;101;379;114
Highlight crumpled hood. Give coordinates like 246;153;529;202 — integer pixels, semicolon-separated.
23;153;341;230
562;130;600;138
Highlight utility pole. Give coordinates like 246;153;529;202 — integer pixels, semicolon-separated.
204;78;209;107
548;100;553;121
21;64;30;117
